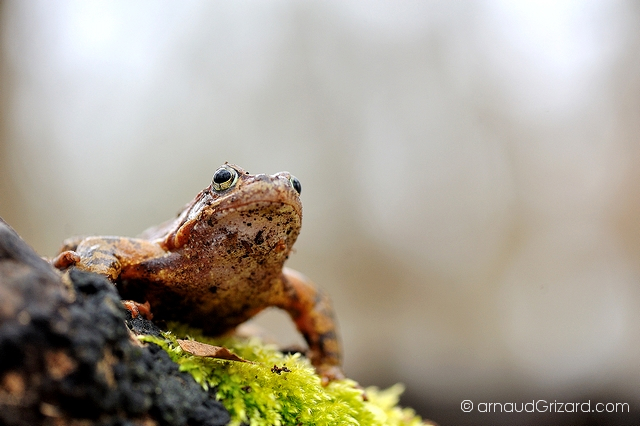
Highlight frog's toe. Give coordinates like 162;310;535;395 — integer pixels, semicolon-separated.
123;300;154;320
51;250;81;269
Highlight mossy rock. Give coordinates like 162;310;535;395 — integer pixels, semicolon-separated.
0;217;432;425
143;324;428;426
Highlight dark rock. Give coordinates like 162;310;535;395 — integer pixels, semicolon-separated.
125;311;164;338
0;217;230;426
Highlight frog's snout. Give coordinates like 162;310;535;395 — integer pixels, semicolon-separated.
269;172;301;195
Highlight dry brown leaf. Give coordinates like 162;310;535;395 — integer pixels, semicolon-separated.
177;339;252;363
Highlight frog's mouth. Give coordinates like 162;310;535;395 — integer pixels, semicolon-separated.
185;195;302;224
212;199;301;218
164;198;302;252
207;176;302;219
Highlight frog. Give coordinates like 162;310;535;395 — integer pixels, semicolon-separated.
52;164;343;382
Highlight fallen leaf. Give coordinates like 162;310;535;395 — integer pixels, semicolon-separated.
177;339;252;363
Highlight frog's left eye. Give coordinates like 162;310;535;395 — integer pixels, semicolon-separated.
289;176;301;195
212;165;238;192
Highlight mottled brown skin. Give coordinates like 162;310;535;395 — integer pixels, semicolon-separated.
52;164;342;382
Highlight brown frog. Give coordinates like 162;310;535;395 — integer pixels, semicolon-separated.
52;164;342;382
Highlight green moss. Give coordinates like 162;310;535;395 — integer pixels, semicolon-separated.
141;324;424;426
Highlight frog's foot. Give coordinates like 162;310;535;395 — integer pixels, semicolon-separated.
317;364;345;386
51;250;81;269
123;300;154;320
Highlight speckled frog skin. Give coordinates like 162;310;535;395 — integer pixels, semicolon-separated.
53;164;342;382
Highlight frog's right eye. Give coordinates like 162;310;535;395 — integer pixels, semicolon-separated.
212;165;238;192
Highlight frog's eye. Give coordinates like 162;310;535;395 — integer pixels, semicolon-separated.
212;165;238;192
289;176;302;195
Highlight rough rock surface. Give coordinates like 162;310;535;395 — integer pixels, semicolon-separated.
0;218;230;426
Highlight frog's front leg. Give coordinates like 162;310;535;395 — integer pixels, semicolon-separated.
52;237;126;280
52;237;165;282
276;267;344;384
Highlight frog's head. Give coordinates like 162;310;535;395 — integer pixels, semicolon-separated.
163;164;303;266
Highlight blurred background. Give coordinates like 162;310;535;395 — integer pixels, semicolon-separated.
1;1;640;424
